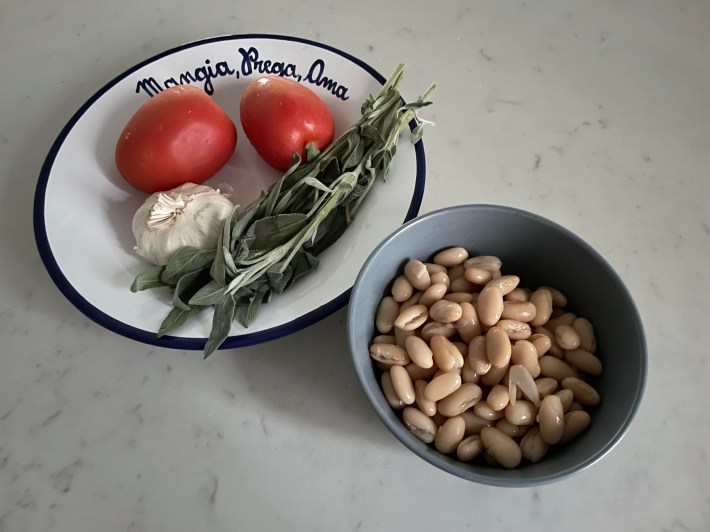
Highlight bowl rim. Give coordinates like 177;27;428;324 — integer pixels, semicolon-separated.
347;203;648;487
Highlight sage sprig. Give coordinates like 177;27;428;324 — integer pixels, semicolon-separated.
132;64;435;358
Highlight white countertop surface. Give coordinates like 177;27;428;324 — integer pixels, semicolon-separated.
2;0;709;530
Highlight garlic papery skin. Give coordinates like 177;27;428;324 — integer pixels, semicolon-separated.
132;183;234;265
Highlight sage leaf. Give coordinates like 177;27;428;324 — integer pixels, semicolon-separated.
203;293;236;359
359;123;383;144
157;304;206;337
189;280;225;306
243;213;308;251
161;247;216;285
235;286;269;328
267;263;293;294
172;269;210;311
131;265;166;292
305;142;320;162
229;201;260;251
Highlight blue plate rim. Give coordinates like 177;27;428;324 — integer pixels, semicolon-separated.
32;33;426;351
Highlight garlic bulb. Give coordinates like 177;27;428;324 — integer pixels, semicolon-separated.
132;183;234;265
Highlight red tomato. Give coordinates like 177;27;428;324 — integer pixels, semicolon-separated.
240;76;335;172
115;85;237;193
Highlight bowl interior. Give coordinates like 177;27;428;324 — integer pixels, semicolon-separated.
347;204;647;486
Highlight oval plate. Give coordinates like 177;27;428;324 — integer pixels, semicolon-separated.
33;34;425;351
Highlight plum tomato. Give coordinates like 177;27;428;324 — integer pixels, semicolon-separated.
115;85;237;193
240;76;335;172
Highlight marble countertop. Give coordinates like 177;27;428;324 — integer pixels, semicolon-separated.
2;0;709;530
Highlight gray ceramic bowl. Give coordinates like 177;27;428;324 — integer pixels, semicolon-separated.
346;204;647;487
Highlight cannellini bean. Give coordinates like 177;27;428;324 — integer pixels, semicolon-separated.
573;317;597;353
538;394;565;444
431;335;459;371
444;292;475;304
464;266;494;285
435;416;466;454
540;286;568;308
480;427;522;469
424;372;462;402
390;365;416;405
456;435;485;462
429;300;463;323
504;400;537;426
474;401;505;420
467;336;491;375
394;326;415;348
529;288;553;327
479;362;508;386
404;362;437;381
559;410;591;443
455;302;481;343
376;296;399;334
404;259;431;291
555;388;574;412
465;256;502;271
394;304;429;331
370;343;410;366
554;324;581;350
433;247;469;267
478;285;504;326
425;263;447;275
501;301;537;322
533;327;564;358
505;287;531;302
372;334;396;345
420;321;456;342
511;340;540;378
447;263;465;280
529;333;552;357
461;363;479;384
419;283;448;307
381;371;405;410
486;384;510;411
414;380;437;417
450;277;476;293
438;383;483;417
405;335;434;369
562;377;600;406
568;401;584;412
485;275;520;296
430;271;451;289
539;356;578;381
402;407;438;443
486;327;512;368
433;366;461;378
564;348;603;376
519;427;549;463
547;312;577;331
497;319;532;340
452;340;468;358
460;411;495;434
535;377;559;398
495;419;530;438
399;292;422;312
391;275;414;303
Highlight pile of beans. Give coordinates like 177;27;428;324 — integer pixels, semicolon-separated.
369;248;603;469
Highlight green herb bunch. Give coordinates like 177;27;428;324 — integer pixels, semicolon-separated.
132;64;435;358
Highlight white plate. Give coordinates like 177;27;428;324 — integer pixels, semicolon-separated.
33;34;425;351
